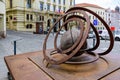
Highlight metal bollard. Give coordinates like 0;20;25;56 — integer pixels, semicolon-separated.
93;38;95;47
13;38;22;55
14;41;16;55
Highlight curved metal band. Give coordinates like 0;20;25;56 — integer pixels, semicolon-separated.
54;11;88;54
43;6;114;65
66;7;114;56
66;15;100;52
43;10;80;64
43;10;90;64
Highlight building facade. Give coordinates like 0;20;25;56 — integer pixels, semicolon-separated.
6;0;75;33
75;3;107;32
106;8;120;32
0;0;6;38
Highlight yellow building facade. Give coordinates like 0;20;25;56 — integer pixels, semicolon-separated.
6;0;75;33
0;0;6;38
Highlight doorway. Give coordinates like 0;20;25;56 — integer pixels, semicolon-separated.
36;22;43;34
53;18;57;32
47;19;51;31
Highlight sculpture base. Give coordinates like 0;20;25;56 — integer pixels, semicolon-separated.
4;50;120;80
29;52;120;80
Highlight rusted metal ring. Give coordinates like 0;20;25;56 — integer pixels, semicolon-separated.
66;7;114;55
54;11;88;54
43;10;91;64
45;18;85;64
66;15;100;52
54;17;84;54
43;6;114;65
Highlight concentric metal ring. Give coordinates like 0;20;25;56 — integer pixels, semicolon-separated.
43;7;114;65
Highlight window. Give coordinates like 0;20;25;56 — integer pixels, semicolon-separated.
39;16;44;21
6;17;8;21
26;14;33;21
103;17;104;20
98;27;99;30
26;24;29;28
9;16;12;20
53;5;56;12
63;0;65;5
29;24;32;28
58;0;61;4
93;16;94;19
27;0;31;8
70;1;72;6
63;7;66;12
89;16;91;19
103;27;104;30
39;16;41;21
26;24;32;29
47;4;50;11
40;2;44;11
98;11;99;14
30;14;33;20
26;14;29;20
58;6;61;12
53;0;55;3
42;16;44;21
10;0;12;8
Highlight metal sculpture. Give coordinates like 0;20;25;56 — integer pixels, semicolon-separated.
43;7;114;66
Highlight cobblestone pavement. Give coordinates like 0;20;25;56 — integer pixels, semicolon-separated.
0;30;120;80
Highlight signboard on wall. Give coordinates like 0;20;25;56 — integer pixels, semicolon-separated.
110;26;115;31
93;19;98;26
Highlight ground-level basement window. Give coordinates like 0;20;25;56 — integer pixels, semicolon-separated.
26;24;32;29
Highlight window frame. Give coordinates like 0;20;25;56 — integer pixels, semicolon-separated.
40;2;44;11
27;0;32;8
47;4;50;11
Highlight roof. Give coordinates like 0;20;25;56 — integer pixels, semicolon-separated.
105;9;119;13
75;3;105;9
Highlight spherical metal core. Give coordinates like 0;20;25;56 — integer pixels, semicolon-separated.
59;28;87;56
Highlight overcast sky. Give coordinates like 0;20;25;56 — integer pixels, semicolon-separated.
75;0;120;10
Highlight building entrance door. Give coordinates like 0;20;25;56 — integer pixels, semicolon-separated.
36;22;43;34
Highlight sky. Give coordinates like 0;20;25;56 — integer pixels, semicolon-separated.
75;0;120;10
